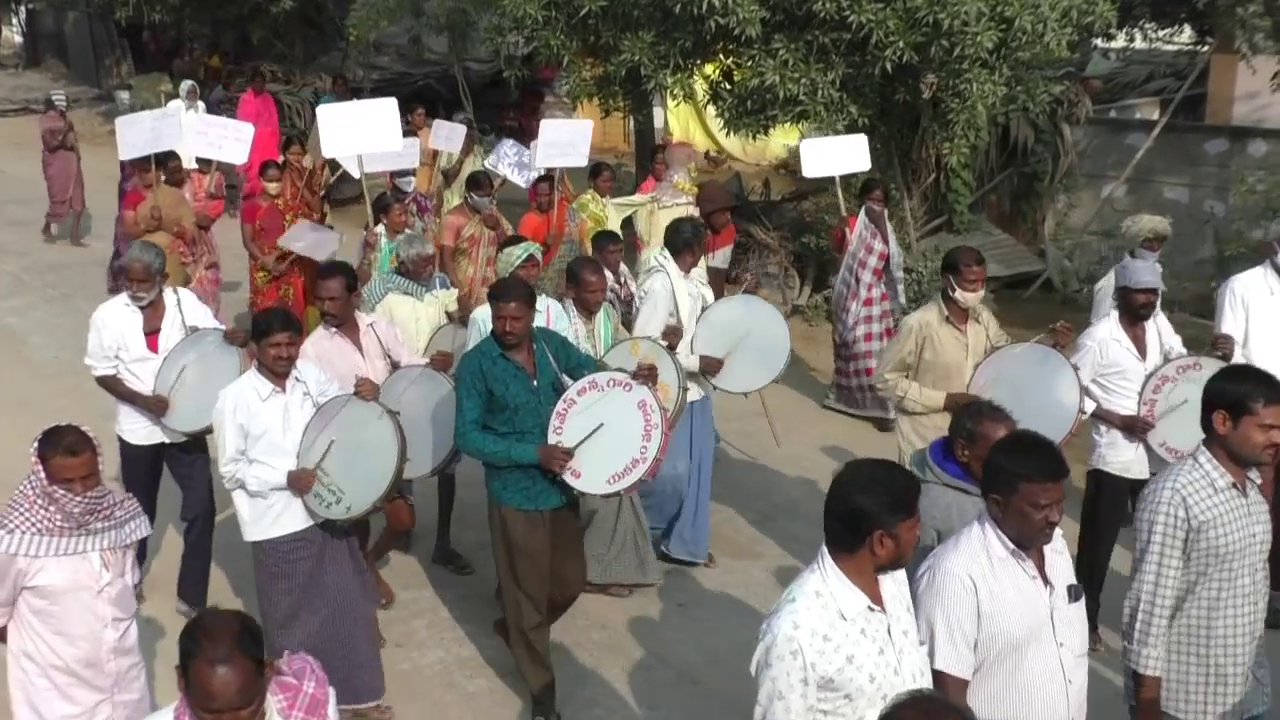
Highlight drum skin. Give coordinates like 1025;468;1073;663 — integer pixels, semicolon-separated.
426;324;468;369
601;337;688;428
968;342;1083;445
379;365;457;480
1139;355;1227;463
297;396;406;521
154;328;249;435
692;294;792;395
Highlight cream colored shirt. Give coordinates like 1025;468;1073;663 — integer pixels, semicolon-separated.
873;298;1011;464
373;289;459;355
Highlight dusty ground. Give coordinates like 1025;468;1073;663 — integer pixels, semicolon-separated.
0;108;1272;720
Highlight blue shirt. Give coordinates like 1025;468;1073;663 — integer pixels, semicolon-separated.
454;327;598;510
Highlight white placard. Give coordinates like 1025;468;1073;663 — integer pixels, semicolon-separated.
484;139;540;188
279;222;343;262
533;118;594;168
314;97;403;159
427;119;468;154
114;106;184;161
185;114;255;166
337;137;422;179
798;134;871;178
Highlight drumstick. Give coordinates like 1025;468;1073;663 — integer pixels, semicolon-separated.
168;364;189;395
757;390;782;448
310;438;335;487
568;423;604;452
1155;398;1189;423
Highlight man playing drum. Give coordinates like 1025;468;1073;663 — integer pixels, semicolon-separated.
299;260;470;606
85;238;248;617
874;245;1074;465
213;306;391;720
560;256;663;597
454;276;657;720
1071;257;1233;651
632;216;722;568
465;236;571;350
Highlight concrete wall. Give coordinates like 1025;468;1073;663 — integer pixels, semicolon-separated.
1056;115;1280;315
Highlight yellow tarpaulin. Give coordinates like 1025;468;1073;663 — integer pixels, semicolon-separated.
665;65;802;166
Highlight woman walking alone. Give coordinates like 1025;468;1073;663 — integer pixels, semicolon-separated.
39;91;86;245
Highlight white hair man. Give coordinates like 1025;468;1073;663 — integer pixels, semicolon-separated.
1090;213;1172;323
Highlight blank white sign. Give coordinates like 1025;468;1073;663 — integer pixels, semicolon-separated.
115;107;184;161
185;114;255;166
533;118;594;169
337;137;422;179
799;134;872;178
279;221;342;262
427;119;468;154
315;97;402;159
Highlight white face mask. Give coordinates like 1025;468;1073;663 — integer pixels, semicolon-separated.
947;276;985;310
393;176;415;193
1133;247;1160;261
468;194;492;213
127;286;160;307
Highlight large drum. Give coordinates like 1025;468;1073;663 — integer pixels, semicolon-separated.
1140;355;1227;462
426;323;468;369
154;328;249;435
547;371;668;496
691;294;792;395
297;396;406;521
601;337;687;427
379;365;457;480
968;342;1083;445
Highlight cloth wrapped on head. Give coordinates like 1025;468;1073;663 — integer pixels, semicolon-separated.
496;241;543;278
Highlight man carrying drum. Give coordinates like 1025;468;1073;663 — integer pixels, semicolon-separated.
874;245;1074;465
299;260;469;608
454;276;657;720
465;236;572;350
85;238;249;617
1070;257;1233;651
213;306;391;720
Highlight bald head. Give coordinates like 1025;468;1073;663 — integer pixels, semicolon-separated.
177;608;271;716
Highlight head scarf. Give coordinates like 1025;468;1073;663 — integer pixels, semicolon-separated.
178;79;200;110
496;241;543;278
175;651;333;720
49;90;67;112
1120;214;1172;244
1114;257;1164;291
0;425;150;557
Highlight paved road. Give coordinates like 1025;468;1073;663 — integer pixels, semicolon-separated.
0;111;1272;719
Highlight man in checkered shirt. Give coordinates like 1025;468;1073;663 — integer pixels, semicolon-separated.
1123;363;1280;720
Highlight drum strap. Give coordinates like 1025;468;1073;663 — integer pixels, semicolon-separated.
539;339;571;394
172;288;190;338
367;322;399;370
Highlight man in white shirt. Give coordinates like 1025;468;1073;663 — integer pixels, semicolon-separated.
146;608;338;720
1070;257;1232;650
752;458;930;720
1089;213;1170;323
633;217;724;567
213;307;391;719
915;429;1089;720
85;239;247;617
466;237;571;349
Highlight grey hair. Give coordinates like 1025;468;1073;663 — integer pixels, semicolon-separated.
123;240;168;278
396;232;435;263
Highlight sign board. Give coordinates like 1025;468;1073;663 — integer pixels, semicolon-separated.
115;107;184;161
337;137;422;180
279;221;343;262
427;119;468;154
484;139;540;189
185;114;255;166
314;97;402;160
533;118;594;169
798;134;872;178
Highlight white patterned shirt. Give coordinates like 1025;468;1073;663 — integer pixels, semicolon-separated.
1122;446;1271;719
751;547;931;720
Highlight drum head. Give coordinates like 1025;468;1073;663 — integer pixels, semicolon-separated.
548;371;668;495
426;324;468;368
969;343;1082;445
298;396;406;521
692;294;792;395
380;366;456;480
601;337;687;426
154;329;248;435
1140;356;1227;462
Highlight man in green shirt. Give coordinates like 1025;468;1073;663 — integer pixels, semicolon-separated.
454;275;655;720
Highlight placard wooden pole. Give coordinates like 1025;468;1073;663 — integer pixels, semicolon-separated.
758;388;782;448
357;156;374;226
550;169;562;252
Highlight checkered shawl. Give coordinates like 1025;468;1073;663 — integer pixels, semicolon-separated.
0;425;150;557
176;651;333;720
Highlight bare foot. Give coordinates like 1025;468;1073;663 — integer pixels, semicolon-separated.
40;223;52;241
703;551;718;569
374;570;395;610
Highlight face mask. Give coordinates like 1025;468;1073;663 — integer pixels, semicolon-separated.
947;276;985;310
394;176;416;193
262;181;282;197
127;287;160;307
468;194;491;213
1133;247;1160;261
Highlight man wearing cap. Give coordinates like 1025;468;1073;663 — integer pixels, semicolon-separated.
696;181;737;299
1070;257;1233;651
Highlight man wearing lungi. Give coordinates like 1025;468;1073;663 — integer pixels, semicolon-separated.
213;306;391;720
85;238;248;616
454;276;656;720
300;260;467;612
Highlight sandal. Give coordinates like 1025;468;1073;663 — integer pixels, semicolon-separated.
339;703;395;720
431;546;475;576
1088;631;1103;653
584;584;634;598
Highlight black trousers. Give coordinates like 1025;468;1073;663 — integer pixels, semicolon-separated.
1075;468;1147;633
119;435;216;609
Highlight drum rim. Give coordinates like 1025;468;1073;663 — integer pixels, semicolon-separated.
1138;354;1227;463
382;365;459;481
297;394;408;521
968;341;1085;446
601;336;689;423
153;328;249;436
549;370;670;496
691;294;793;396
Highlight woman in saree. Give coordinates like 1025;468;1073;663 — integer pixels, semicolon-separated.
107;161;137;293
274;135;328;329
635;144;668;195
406;103;440;201
517;173;575;295
40;91;86;245
357;191;412;285
433;112;485;212
242;160;315;329
235;68;280;197
116;152;198;289
183;157;227;315
438;170;511;307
